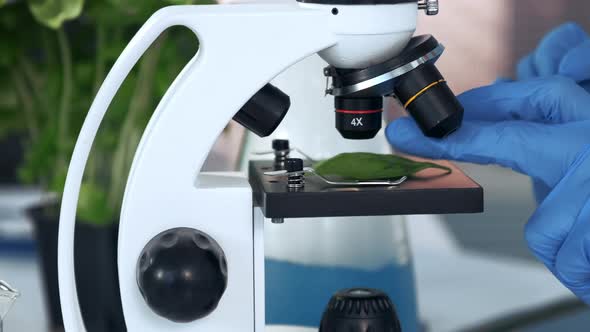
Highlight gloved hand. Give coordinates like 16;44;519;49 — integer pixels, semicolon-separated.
517;22;590;91
514;22;590;201
386;77;590;303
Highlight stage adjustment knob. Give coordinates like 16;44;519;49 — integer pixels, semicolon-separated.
320;288;402;332
136;227;228;322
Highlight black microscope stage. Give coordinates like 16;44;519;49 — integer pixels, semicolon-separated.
248;160;483;219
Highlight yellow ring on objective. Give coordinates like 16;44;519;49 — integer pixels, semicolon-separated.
403;79;446;108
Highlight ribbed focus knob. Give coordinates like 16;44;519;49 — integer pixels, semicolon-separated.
272;139;290;152
285;158;304;173
137;228;228;323
320;288;402;332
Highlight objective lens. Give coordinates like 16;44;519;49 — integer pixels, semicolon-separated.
395;63;464;138
335;96;383;140
325;35;463;139
233;84;291;138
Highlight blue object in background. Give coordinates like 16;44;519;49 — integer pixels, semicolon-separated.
265;258;419;331
0;238;35;255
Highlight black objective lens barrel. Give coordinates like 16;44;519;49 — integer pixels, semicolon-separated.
395;63;464;138
335;97;383;140
233;84;291;138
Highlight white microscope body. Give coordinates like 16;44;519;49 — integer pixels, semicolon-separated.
57;2;438;332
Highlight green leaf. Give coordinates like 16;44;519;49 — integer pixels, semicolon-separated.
0;0;5;8
77;182;115;226
28;0;84;29
314;153;452;181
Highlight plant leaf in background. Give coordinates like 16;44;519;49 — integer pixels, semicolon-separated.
28;0;84;29
77;182;114;226
0;0;202;225
314;153;452;181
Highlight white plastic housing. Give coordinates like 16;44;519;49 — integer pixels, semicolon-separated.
242;54;418;331
301;3;417;68
56;3;420;332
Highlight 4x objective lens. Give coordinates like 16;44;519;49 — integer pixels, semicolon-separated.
335;97;383;140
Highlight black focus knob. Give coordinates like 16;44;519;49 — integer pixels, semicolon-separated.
285;158;304;172
136;227;228;323
320;288;402;332
272;139;290;152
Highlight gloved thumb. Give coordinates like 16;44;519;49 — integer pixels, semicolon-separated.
518;22;589;80
386;117;590;189
559;39;590;83
524;146;590;303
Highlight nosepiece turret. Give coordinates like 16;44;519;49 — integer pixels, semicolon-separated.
326;34;464;140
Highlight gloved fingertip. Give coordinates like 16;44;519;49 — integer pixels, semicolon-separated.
554;22;590;41
517;54;538;80
385;117;421;147
559;39;590;82
387;117;458;159
534;23;589;77
493;77;514;85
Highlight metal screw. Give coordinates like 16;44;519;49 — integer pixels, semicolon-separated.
271;218;285;224
285;158;305;189
272;139;290;167
418;0;439;15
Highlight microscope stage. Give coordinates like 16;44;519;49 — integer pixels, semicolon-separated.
248;160;483;219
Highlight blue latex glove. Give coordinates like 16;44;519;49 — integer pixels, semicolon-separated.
517;22;590;91
386;77;590;303
515;22;590;201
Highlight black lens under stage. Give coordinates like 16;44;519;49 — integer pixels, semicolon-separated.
320;288;402;332
335;96;383;140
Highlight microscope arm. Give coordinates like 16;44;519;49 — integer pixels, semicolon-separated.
58;4;338;331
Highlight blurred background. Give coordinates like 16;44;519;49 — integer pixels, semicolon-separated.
1;0;590;331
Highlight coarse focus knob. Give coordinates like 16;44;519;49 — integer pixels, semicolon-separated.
320;288;402;332
285;158;304;172
272;139;290;152
137;228;228;323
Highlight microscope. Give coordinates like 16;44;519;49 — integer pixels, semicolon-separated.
57;1;483;331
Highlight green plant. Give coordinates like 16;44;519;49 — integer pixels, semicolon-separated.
0;0;208;225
